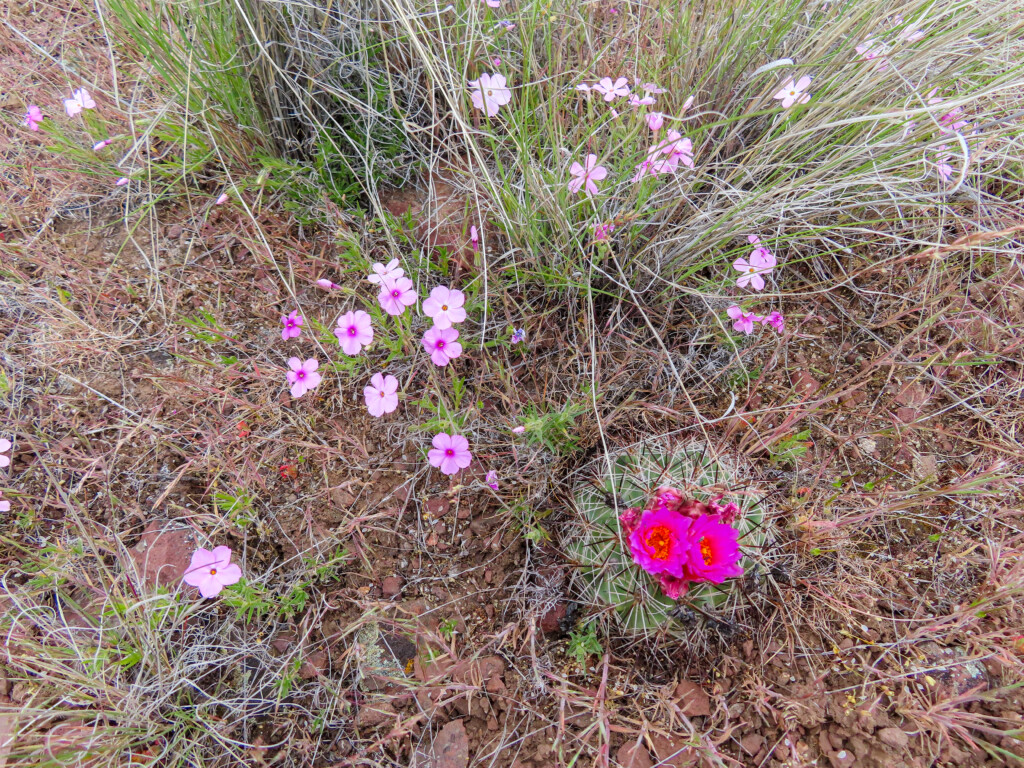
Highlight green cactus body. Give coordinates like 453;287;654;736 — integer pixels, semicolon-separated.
569;443;767;633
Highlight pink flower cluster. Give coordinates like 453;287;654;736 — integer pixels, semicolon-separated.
727;306;784;335
309;258;474;476
620;488;743;600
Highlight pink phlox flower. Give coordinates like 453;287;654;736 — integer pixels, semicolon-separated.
628;94;656;107
364;372;399;417
626;508;693;578
485;470;499;491
762;311;785;332
0;492;9;513
939;105;969;134
727;305;762;335
618;507;643;538
367;258;404;285
640;83;667;95
377;276;418;316
422;286;467;330
93;139;112;151
0;438;11;468
493;57;501;66
317;278;341;290
182;546;242;598
281;310;304;340
334;309;374;354
495;19;515;30
511;425;526;434
592;77;631;101
286;357;322;398
594;222;615;241
733;240;774;291
422;326;463;366
115;177;129;187
646;112;665;131
23;105;43;131
773;76;812;109
684;515;743;584
893;17;925;42
657;130;694;169
470;225;479;251
657;573;689;600
568;154;608;197
682;95;695;111
428;432;472;476
855;39;889;70
63;88;96;117
482;0;499;6
215;193;229;205
469;73;512;116
935;157;954;182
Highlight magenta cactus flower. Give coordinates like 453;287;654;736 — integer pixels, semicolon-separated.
428;432;472;476
334;310;373;355
422;326;462;366
684;515;744;584
281;310;303;340
182;546;242;598
626;508;693;578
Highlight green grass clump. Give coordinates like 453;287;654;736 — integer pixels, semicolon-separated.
568;442;768;634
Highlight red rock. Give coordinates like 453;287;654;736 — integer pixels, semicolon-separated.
740;732;764;756
382;576;404;598
355;698;396;728
876;727;908;750
896;406;918;423
426;497;450;519
616;743;654;768
130;521;195;589
793;371;820;396
649;733;699;767
673;680;711;717
425;719;469;768
539;603;568;635
300;650;328;679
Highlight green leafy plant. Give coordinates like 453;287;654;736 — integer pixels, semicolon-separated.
567;623;603;667
521;402;588;455
568;442;768;634
768;430;812;467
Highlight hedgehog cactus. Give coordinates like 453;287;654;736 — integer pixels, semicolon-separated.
569;442;766;633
